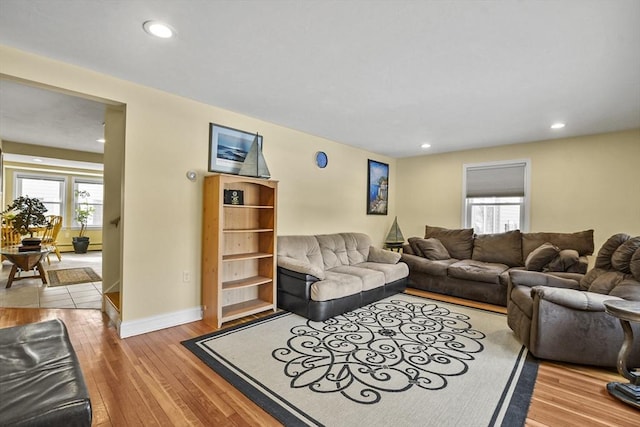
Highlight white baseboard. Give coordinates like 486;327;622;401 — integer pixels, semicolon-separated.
119;306;203;338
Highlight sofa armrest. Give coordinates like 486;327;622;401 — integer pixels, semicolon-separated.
277;256;325;279
368;246;401;264
509;270;581;289
531;286;622;312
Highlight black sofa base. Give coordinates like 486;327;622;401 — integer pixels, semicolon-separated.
0;319;92;427
277;267;408;321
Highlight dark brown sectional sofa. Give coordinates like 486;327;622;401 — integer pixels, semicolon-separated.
401;225;594;306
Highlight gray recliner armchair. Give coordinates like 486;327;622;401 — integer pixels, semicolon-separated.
507;233;640;367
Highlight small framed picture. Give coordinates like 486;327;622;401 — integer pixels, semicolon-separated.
367;159;389;215
208;123;262;174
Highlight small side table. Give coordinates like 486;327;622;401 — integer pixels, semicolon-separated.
0;245;52;288
384;242;404;252
604;299;640;410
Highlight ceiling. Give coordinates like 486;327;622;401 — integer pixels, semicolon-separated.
0;80;106;154
0;0;638;158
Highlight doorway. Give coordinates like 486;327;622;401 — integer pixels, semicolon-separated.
0;77;124;313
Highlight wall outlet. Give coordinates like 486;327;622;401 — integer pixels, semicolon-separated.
182;270;190;283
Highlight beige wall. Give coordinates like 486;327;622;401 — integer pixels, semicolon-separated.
4;44;637;329
1;45;397;324
396;129;640;255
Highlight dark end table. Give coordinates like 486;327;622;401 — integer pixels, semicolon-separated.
604;299;640;410
1;245;53;288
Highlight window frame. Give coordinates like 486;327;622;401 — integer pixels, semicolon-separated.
13;172;67;220
72;177;104;230
461;159;531;233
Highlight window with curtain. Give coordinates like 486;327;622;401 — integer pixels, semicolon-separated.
73;179;104;228
15;173;66;216
463;161;529;234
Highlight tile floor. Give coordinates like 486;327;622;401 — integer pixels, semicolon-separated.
0;251;103;309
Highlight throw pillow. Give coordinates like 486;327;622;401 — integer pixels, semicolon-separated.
522;229;594;259
415;238;451;260
424;225;474;260
367;246;401;264
545;249;579;272
471;230;523;267
408;237;425;257
525;242;560;271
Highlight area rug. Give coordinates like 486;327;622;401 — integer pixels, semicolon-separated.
47;267;102;287
183;294;538;426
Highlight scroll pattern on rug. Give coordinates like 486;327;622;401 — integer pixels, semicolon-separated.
272;299;486;404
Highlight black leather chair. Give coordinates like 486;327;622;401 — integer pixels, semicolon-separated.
0;319;92;426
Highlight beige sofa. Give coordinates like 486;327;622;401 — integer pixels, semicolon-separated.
401;226;594;306
508;233;640;367
277;232;409;321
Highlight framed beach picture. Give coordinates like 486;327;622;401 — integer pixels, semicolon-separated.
367;159;389;215
208;123;262;174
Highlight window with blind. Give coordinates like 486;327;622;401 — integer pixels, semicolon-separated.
15;174;66;216
73;179;104;228
463;160;529;234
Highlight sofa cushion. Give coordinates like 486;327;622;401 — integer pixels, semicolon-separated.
277;235;325;273
340;233;371;265
447;260;509;284
329;265;385;291
525;242;560;271
522;229;594;259
415;238;450;260
545;249;579;272
595;233;630;270
402;255;457;277
425;225;474;260
611;236;640;274
609;279;640;301
356;261;409;283
631;249;640;281
472;230;523;267
587;270;627;295
316;234;349;269
310;272;362;301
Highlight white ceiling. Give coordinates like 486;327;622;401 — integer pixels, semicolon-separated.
0;80;106;154
0;0;638;158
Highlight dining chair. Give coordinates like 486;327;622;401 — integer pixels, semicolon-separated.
41;215;63;264
1;225;21;247
1;225;22;263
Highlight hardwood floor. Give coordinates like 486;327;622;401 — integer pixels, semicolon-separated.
0;291;637;426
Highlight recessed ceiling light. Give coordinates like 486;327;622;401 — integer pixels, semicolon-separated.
143;21;174;38
421;143;431;149
550;122;566;129
96;138;106;143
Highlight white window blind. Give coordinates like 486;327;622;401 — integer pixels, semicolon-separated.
465;162;526;198
463;160;530;234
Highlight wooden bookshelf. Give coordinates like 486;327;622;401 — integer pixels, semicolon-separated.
201;174;278;328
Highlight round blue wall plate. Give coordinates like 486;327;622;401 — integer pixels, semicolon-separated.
315;151;328;168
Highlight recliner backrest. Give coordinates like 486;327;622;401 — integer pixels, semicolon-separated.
580;233;640;298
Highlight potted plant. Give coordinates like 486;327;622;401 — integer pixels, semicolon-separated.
73;190;94;254
2;195;49;247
